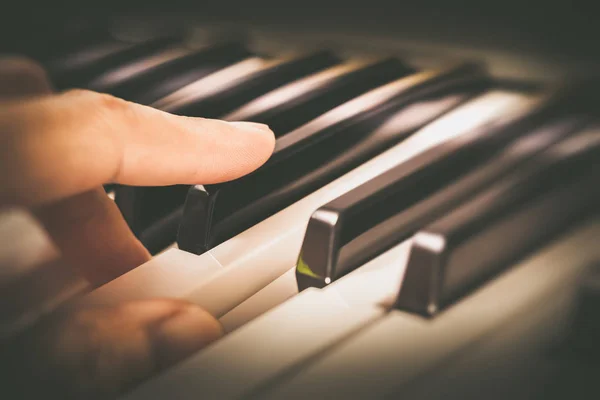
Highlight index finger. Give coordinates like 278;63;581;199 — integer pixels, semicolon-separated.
0;89;275;206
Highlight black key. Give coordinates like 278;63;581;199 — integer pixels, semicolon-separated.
50;35;182;90
165;51;342;117
177;63;488;255
242;58;414;134
85;47;192;95
294;115;586;290
45;38;130;78
98;41;253;105
103;183;118;194
564;262;600;359
395;128;600;317
114;183;190;249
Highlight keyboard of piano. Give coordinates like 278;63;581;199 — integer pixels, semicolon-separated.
3;17;599;400
122;218;600;400
83;90;532;314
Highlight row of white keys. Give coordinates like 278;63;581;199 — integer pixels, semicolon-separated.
137;240;413;400
258;218;600;400
219;237;412;333
122;243;403;400
83;90;532;314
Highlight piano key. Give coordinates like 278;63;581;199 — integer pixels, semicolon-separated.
50;35;182;89
123;288;384;400
396;127;600;316
78;247;222;305
177;64;487;255
239;58;414;134
44;39;131;78
257;218;600;400
223;60;379;121
101;41;253;104
161;50;342;116
564;262;600;359
85;46;192;93
295;113;587;291
220;238;412;333
83;91;530;314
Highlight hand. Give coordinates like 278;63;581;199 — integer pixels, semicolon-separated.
0;56;275;399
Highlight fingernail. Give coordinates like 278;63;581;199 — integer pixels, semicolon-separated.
228;121;273;133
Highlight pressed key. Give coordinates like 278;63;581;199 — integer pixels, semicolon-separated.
295;114;587;290
177;63;488;255
50;35;182;89
395;128;600;317
242;58;414;134
102;41;253;104
165;51;342;117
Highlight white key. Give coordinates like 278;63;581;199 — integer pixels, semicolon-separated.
140;240;414;399
220;238;412;332
258;219;600;400
123;288;384;400
83;248;221;306
83;91;531;311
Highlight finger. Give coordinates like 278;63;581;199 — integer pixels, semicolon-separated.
0;56;53;99
0;89;275;207
2;299;222;399
0;64;145;286
33;187;150;287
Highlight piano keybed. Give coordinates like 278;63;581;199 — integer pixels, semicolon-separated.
3;16;599;400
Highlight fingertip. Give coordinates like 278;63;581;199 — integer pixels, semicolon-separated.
163;115;277;184
228;120;277;167
208;119;276;179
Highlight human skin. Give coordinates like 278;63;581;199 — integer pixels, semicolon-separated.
0;56;275;399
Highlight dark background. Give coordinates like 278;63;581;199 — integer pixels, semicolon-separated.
1;1;598;65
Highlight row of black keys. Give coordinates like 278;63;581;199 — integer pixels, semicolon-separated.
31;28;486;253
297;86;599;316
29;29;599;319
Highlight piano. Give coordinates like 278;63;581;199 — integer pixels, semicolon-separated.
0;3;599;399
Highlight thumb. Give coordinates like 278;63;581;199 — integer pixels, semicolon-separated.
0;89;275;206
1;299;222;399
